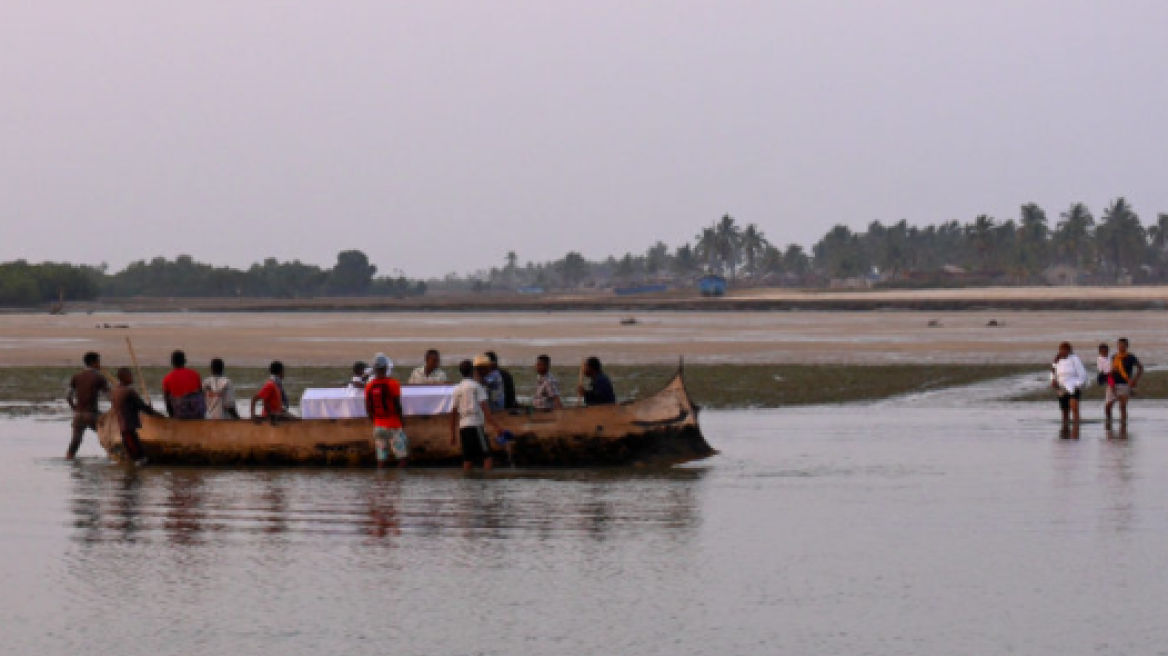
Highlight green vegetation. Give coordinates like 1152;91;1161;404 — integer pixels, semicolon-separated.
447;199;1168;292
7;197;1168;306
0;251;425;307
0;364;1037;416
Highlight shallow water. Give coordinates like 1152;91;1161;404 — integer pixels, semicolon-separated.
3;398;1168;655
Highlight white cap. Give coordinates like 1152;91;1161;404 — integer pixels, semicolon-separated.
372;353;393;372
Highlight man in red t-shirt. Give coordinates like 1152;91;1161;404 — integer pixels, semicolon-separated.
161;350;205;419
364;353;408;468
250;361;292;424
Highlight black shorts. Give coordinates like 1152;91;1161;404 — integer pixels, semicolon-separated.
459;426;492;463
1057;388;1082;410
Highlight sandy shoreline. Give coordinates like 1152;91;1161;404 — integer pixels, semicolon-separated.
0;309;1163;368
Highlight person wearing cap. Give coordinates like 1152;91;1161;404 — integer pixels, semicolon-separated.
365;353;408;468
408;349;447;384
451;356;505;471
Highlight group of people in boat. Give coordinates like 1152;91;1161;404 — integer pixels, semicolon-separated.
338;350;617;471
1050;337;1144;435
64;347;619;471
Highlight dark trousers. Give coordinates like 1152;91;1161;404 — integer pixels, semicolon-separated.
121;430;144;461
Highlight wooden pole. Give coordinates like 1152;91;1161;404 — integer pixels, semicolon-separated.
125;336;152;406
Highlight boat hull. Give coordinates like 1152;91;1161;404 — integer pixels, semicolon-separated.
97;373;715;467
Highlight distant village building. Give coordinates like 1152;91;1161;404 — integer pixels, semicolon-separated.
829;277;875;290
1042;265;1079;287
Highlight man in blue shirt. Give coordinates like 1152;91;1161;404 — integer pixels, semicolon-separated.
578;356;616;406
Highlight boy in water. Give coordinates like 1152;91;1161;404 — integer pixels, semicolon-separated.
1097;343;1115;423
111;367;161;466
365;354;408;468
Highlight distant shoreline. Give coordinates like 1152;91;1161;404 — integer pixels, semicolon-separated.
11;285;1168;314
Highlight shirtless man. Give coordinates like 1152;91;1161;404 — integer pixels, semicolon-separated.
65;351;109;459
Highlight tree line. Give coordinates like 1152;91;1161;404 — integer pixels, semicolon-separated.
449;197;1168;291
0;250;426;307
6;197;1168;305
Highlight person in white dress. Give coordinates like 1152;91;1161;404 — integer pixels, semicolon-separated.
1050;342;1088;434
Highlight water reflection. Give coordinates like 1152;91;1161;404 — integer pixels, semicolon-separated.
65;465;707;547
1099;428;1136;533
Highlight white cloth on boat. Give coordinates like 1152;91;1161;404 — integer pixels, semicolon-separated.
300;386;455;419
1051;355;1088;394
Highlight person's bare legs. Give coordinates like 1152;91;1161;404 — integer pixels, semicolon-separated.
463;461;473;472
1070;398;1081;428
1119;396;1129;425
1105;399;1114;424
484;457;494;471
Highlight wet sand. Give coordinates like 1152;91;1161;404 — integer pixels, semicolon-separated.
0;310;1164;367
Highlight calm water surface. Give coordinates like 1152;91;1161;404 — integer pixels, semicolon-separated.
3;395;1168;655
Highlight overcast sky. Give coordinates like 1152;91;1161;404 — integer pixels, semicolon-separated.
3;1;1166;278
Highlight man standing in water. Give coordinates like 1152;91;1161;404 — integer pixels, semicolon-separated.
65;351;109;459
111;367;161;465
1051;342;1088;436
365;354;408;468
451;357;505;472
1110;337;1144;425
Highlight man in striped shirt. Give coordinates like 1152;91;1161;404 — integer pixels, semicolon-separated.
532;354;563;411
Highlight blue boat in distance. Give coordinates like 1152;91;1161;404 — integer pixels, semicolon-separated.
698;274;727;297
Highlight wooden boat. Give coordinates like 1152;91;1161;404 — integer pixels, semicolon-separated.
96;369;715;467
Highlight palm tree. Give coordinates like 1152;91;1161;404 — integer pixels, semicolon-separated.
1149;213;1168;281
714;215;743;278
504;251;519;285
557;252;590;288
1096;198;1145;281
1016;203;1049;276
694;227;720;273
1054;203;1094;268
783;244;810;275
964;215;996;271
739;223;770;277
672;244;698;276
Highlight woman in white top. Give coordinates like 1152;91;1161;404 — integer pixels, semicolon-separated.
1050;341;1088;431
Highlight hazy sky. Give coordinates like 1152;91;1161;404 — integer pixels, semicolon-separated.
3;1;1167;278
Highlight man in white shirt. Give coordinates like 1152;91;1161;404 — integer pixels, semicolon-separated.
409;349;448;384
1051;342;1088;433
450;357;504;471
203;358;239;420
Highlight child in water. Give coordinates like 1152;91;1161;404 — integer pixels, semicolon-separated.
1097;343;1115;422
